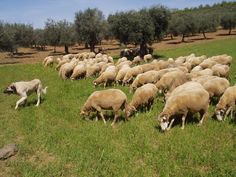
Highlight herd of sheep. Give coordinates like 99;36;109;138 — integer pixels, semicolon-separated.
43;52;235;130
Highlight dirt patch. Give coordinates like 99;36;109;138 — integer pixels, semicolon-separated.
0;29;235;65
28;150;57;168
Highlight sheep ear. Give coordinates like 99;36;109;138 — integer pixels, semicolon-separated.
10;85;17;93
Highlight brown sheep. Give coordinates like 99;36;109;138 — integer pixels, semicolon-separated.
115;65;131;85
155;70;190;93
130;70;160;92
123;66;143;85
93;66;117;87
70;63;87;80
86;64;101;78
125;84;157;117
80;89;128;126
214;85;236;121
157;81;209;131
139;63;156;73
211;64;230;78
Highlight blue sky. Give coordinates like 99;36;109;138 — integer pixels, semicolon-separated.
0;0;234;28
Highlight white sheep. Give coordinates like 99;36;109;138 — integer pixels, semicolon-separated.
157;81;209;131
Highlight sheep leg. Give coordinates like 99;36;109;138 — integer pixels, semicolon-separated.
181;112;187;129
99;112;106;124
167;118;175;131
198;110;207;126
36;89;41;107
111;110;119;127
15;96;27;110
224;106;232;120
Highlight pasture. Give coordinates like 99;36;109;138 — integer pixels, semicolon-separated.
0;37;236;177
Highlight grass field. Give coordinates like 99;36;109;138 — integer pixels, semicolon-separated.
0;37;236;177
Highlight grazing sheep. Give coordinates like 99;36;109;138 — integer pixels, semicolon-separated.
116;60;132;71
155;70;190;93
175;56;186;65
123;66;143;85
115;64;131;85
139;63;156;73
132;56;142;65
199;59;217;69
99;63;114;75
143;54;152;62
210;54;232;65
126;84;157;117
198;77;230;98
93;66;117;87
80;89;128;126
153;60;169;71
130;70;160;92
86;64;101;78
56;58;70;70
214;85;236;121
211;64;230;78
116;57;128;65
70;63;87;80
59;60;78;79
189;68;213;78
157;81;209;131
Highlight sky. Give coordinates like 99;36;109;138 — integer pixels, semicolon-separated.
0;0;234;29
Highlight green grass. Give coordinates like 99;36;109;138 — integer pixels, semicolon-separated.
1;37;236;177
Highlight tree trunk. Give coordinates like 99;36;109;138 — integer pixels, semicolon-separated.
54;46;56;53
139;42;147;57
170;34;173;40
64;45;69;54
181;34;185;42
85;42;89;49
229;27;232;35
90;43;95;52
202;31;207;39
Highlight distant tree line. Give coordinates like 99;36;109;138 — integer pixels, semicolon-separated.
0;1;235;55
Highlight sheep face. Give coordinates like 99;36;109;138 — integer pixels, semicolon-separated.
125;105;136;117
158;115;169;131
215;108;225;121
3;84;16;95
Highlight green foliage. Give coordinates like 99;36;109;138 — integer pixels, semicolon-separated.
148;5;171;40
221;13;236;35
0;22;34;53
0;37;236;177
74;8;105;52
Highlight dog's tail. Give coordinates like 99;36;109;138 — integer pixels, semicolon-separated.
42;86;48;94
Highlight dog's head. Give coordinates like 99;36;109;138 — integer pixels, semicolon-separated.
3;83;17;95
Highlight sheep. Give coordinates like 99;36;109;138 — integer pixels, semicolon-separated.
80;89;128;126
175;56;186;65
62;54;74;60
123;66;143;85
199;59;217;69
99;63;114;75
86;64;101;78
132;56;142;65
70;63;87;80
210;54;232;65
139;63;156;73
155;70;190;93
187;55;206;67
200;77;230;98
93;67;117;87
211;64;230;78
130;70;160;92
56;58;70;70
125;84;158;117
214;85;236;121
114;65;130;84
189;68;213;78
59;60;78;79
153;60;169;71
157;81;209;131
43;56;54;67
143;54;152;62
116;57;128;65
116;60;132;71
191;66;203;73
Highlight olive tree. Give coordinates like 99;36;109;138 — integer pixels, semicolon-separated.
75;8;105;52
221;13;236;35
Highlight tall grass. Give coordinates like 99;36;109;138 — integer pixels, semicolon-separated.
0;37;236;177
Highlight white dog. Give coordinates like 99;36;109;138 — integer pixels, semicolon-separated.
3;79;47;109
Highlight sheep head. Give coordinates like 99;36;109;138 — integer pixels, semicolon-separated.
157;113;170;131
214;108;226;121
125;104;137;118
